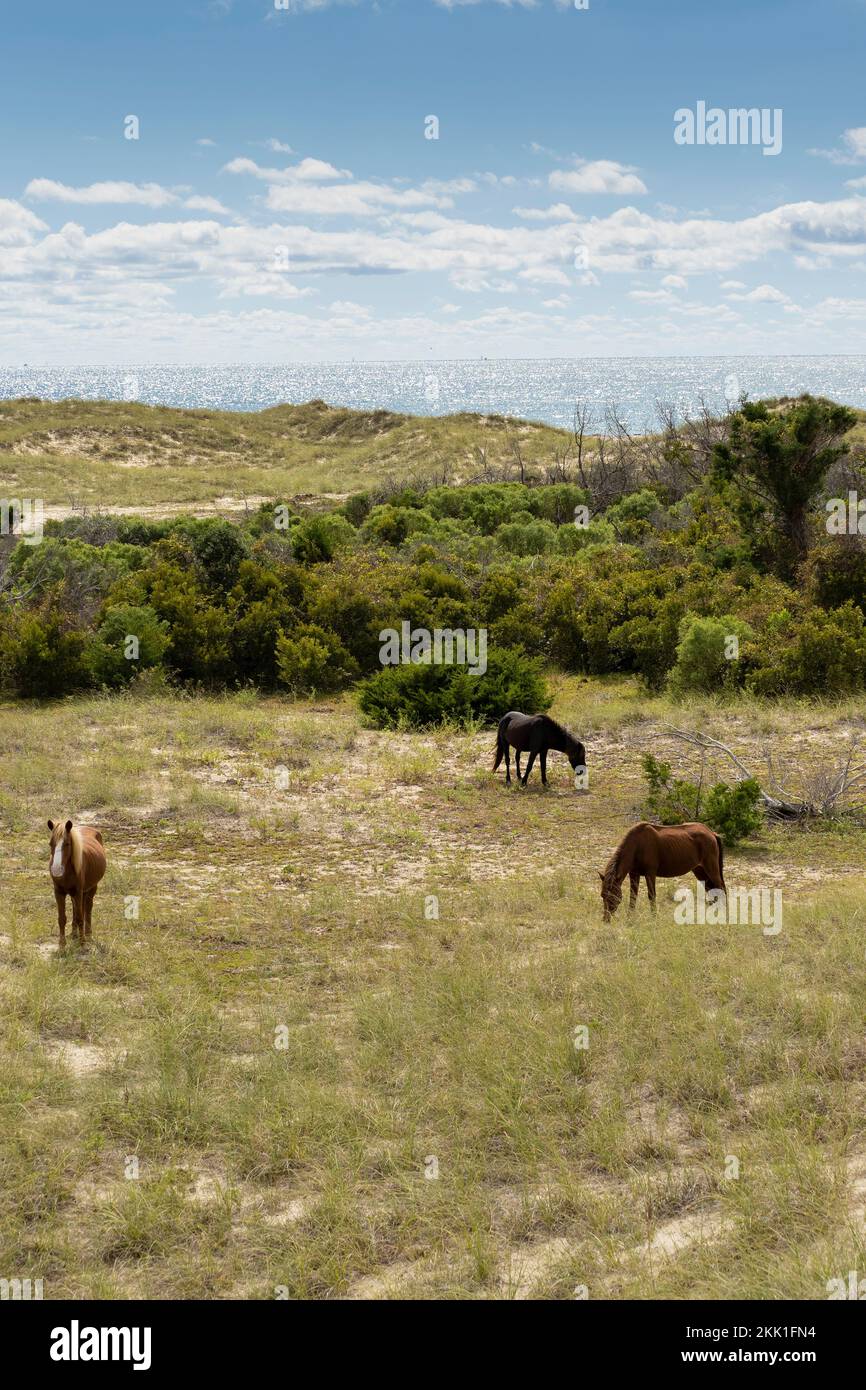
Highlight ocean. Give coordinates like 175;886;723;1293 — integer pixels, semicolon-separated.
2;357;866;433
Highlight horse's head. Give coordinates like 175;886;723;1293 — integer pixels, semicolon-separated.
48;819;74;879
568;739;588;791
599;867;621;922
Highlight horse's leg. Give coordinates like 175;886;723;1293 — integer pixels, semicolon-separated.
84;887;96;939
515;751;522;781
645;873;657;912
629;873;639;909
504;745;511;785
540;749;548;786
522;751;537;786
54;887;67;948
73;889;85;944
711;843;727;896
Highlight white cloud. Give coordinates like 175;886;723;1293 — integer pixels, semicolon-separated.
0;198;47;246
629;288;676;303
222;155;351;183
265;181;457;216
9;159;866;359
550;160;648;196
514;202;581;221
809;127;866;166
726;283;791;304
25;179;181;207
184;195;233;215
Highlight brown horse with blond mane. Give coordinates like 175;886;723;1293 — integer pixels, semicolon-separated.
47;819;106;946
599;821;725;922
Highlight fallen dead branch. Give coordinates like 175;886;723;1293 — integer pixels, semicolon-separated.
661;725;866;821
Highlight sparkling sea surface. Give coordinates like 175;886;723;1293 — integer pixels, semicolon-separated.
2;358;866;432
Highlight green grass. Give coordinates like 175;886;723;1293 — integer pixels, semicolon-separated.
1;678;865;1299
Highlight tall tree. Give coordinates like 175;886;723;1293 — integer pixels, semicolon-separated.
711;396;856;576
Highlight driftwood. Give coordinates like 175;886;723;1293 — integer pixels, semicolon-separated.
661;725;866;821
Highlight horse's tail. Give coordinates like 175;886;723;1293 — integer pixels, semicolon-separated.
492;729;505;771
492;715;508;771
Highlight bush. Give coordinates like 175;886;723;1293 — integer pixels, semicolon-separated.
0;606;91;697
702;778;764;846
276;624;359;695
640;754;763;846
745;602;866;697
87;604;169;687
357;646;551;729
291;512;355;564
495;518;557;556
361;506;433;548
668;614;754;697
641;754;701;824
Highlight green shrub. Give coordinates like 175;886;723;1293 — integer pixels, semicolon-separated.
745;602;866;697
87;604;169;687
276;624;359;695
0;606;91;698
495;518;557;556
641;754;701;824
361;506;433;548
668;614;755;697
702;778;764;846
357;646;550;730
291;512;355;565
640;754;762;846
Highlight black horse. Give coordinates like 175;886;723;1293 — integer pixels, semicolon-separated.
492;711;587;788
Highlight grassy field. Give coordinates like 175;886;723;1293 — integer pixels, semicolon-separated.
0;396;569;513
1;675;865;1299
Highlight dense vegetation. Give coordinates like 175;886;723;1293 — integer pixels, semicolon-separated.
2;394;866;722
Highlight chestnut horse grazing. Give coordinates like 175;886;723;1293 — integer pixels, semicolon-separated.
599;821;725;921
493;711;586;788
47;819;106;946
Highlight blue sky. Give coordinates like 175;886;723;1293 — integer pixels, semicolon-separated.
2;0;866;362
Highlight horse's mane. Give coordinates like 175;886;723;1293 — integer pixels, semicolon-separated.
542;714;580;746
602;848;621;882
70;826;84;879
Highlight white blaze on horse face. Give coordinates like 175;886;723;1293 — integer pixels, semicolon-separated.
51;834;65;878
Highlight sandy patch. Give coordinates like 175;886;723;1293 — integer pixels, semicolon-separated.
647;1207;728;1258
43;1041;109;1076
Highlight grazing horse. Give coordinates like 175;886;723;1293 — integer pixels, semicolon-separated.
599;821;725;921
493;711;586;788
47;819;106;946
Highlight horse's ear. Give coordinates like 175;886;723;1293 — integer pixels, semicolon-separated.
65;819;73;833
598;871;605;881
47;820;54;830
